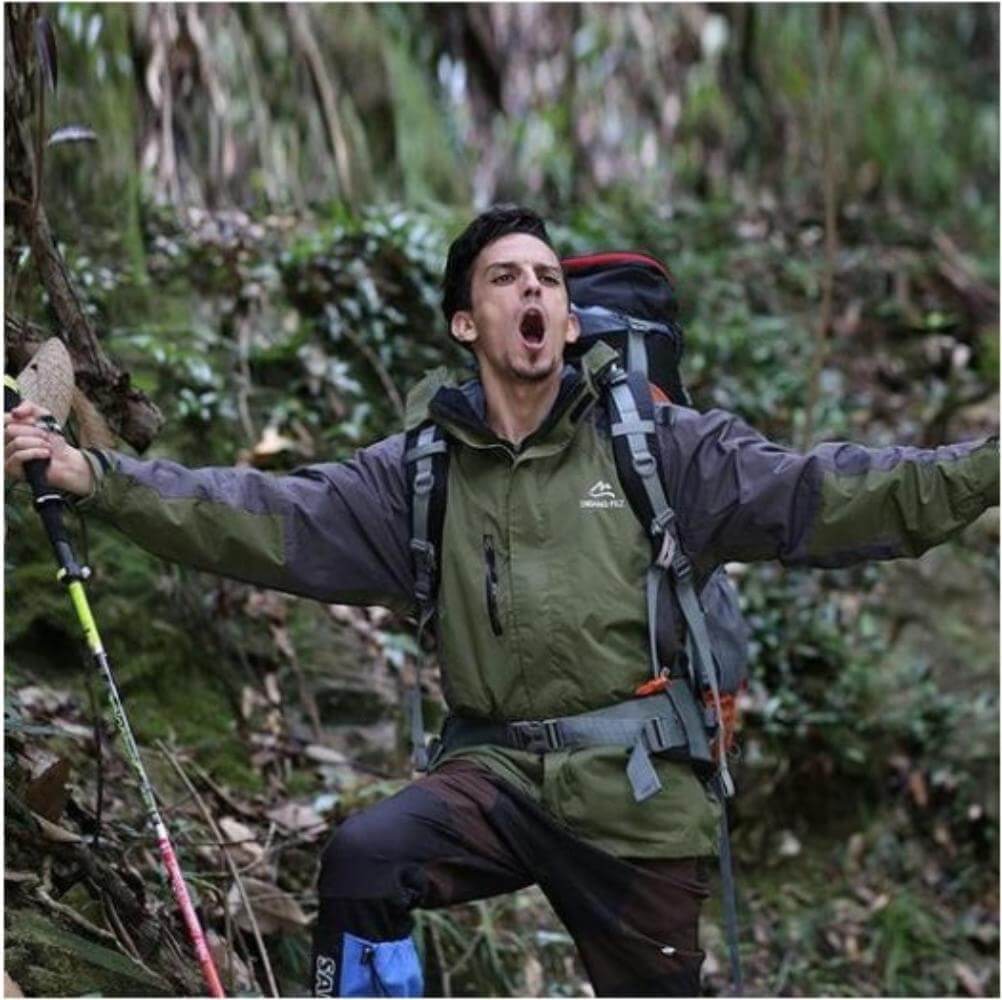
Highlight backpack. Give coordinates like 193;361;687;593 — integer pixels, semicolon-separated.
562;251;750;744
403;250;748;991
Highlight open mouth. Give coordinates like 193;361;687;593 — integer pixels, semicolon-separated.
519;309;545;346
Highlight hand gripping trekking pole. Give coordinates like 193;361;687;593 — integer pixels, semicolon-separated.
5;376;226;998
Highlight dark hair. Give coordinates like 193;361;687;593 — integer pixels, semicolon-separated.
441;205;555;326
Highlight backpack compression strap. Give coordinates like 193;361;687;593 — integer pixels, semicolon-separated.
404;423;449;770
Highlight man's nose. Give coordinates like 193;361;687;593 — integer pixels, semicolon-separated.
520;267;542;296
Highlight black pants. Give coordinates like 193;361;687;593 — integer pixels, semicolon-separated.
314;759;709;997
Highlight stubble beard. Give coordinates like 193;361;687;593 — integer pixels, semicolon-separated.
508;342;563;384
511;357;560;383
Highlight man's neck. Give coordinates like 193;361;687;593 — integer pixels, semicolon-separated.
480;368;563;447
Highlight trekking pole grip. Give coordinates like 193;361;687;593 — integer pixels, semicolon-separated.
5;375;86;581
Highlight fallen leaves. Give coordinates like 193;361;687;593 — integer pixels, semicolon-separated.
302;743;350;767
217;816;266;869
226;877;310;936
207;931;257;993
265;801;326;838
24;757;71;823
31;811;82;843
15;685;74;714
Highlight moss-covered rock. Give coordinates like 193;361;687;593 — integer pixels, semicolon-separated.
5;909;172;997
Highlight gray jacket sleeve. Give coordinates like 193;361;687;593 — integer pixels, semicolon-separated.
79;434;414;610
657;405;999;572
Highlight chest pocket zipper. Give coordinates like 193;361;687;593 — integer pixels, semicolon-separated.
482;534;504;636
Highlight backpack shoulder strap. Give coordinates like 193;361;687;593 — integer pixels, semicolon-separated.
403;420;450;769
404;422;449;611
604;367;673;544
603;367;735;798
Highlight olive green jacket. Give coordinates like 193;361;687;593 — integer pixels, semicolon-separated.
79;346;999;857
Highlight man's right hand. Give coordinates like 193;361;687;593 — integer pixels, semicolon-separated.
4;401;94;497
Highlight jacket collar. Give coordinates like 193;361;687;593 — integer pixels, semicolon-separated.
405;343;619;456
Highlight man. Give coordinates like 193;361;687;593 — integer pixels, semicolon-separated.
6;206;999;997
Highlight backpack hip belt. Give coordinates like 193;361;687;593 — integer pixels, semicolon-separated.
429;685;714;803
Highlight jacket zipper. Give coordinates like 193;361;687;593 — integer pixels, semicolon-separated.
482;534;504;636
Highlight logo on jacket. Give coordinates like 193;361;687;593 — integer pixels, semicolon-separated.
581;480;626;510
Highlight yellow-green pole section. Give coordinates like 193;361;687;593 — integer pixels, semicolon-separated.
66;581;103;654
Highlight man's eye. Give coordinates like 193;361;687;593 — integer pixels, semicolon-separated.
541;273;560;285
492;273;514;284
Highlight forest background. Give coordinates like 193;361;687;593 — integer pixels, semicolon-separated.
3;3;999;997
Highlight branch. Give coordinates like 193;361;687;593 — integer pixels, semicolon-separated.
339;320;405;421
931;229;1000;321
10;197;164;450
33;885;119;946
4;5;164;452
286;4;354;203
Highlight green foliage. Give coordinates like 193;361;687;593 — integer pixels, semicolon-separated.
871;891;946;994
5;500;264;793
739;562;958;789
381;31;469;206
5;4;998;995
277;205;463;445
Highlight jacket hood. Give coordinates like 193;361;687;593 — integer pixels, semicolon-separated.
404;342;620;453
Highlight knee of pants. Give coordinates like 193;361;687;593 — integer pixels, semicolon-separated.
318;811;421;902
318;814;378;897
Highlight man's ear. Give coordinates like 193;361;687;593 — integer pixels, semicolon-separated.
450;310;478;347
564;310;580;346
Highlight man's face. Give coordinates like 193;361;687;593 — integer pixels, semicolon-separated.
450;233;579;385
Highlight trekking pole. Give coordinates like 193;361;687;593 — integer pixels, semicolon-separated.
5;375;226;999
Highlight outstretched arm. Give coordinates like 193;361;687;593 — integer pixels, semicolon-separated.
657;405;999;572
5;402;414;609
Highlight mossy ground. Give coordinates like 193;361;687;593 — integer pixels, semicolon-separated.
5;911;172;997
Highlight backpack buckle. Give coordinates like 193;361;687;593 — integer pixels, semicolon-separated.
509;720;562;753
632;448;657;478
410;538;436;568
654;527;676;570
673;551;693;580
413;468;434;495
410;539;437;604
641;716;671;753
544;719;563;749
652;508;675;534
